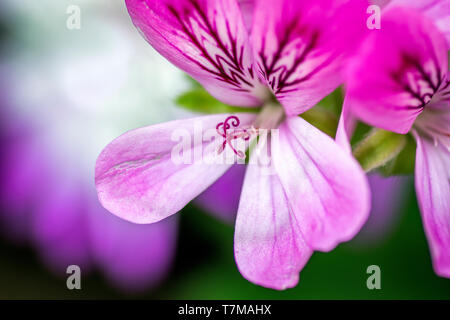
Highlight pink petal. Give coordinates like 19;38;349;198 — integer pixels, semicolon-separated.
251;0;368;116
237;0;254;33
414;132;450;278
273;116;370;251
95;113;256;224
345;7;448;134
125;0;265;106
335;99;357;154
387;0;450;49
234;138;312;290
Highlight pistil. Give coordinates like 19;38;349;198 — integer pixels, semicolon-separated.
215;102;285;158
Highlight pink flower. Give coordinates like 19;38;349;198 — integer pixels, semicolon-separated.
0;119;178;292
386;0;450;48
96;0;371;289
343;6;450;277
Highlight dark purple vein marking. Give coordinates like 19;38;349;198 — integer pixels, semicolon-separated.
390;53;446;110
168;0;253;91
257;16;321;95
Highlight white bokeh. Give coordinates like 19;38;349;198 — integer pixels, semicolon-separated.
1;0;190;186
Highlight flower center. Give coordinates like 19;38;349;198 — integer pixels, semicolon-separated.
216;116;256;158
414;108;450;151
389;54;447;111
216;103;285;158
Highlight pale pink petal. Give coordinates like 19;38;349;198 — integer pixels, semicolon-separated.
125;0;265;106
414;132;450;278
387;0;450;48
273;116;370;251
335;99;357;154
251;0;368;116
345;7;448;134
95;113;256;224
234;138;312;290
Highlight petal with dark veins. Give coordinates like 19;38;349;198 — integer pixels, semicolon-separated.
126;0;265;106
251;0;368;116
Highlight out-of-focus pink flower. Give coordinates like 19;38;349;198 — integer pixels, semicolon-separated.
370;0;450;47
343;7;450;277
354;174;412;245
386;0;450;48
0;0;186;291
194;165;246;223
0;119;178;291
96;0;371;290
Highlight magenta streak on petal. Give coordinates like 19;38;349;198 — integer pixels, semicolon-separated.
237;0;254;33
167;0;254;92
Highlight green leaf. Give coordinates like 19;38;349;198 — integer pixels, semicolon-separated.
316;86;344;116
350;121;373;146
378;134;416;176
352;129;407;172
176;88;259;114
300;105;339;138
299;87;343;137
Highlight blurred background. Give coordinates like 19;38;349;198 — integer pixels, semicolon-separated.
0;1;449;299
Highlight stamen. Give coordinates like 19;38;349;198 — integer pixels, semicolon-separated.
215;104;285;158
216;116;257;158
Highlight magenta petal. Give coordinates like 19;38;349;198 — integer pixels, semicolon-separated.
251;0;368;116
387;0;450;48
95;114;256;224
234;140;312;290
414;132;450;278
345;7;448;134
273;117;370;251
125;0;264;106
237;0;254;33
